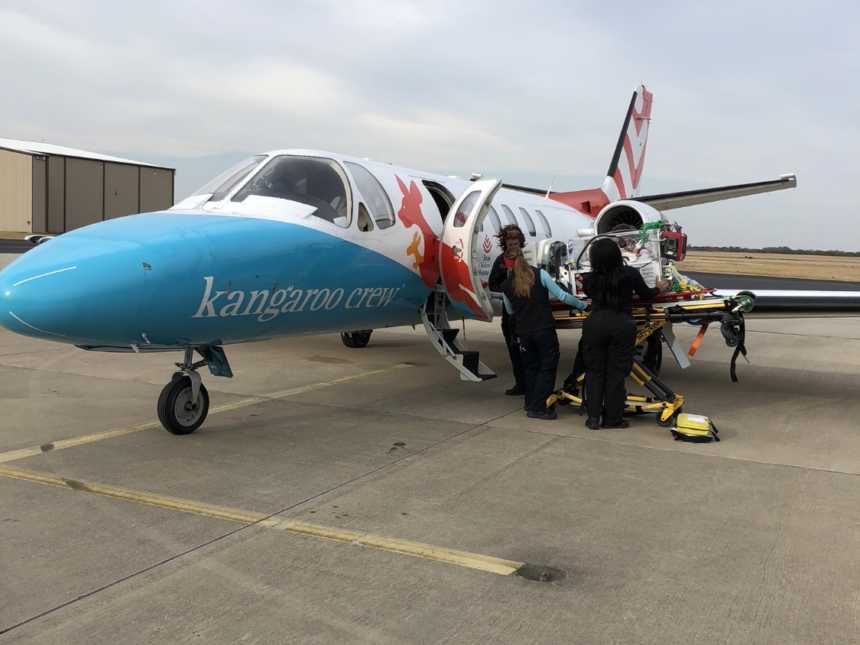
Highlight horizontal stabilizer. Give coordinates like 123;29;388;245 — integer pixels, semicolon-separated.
637;175;797;211
713;288;860;314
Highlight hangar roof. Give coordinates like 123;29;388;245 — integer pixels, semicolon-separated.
0;137;173;170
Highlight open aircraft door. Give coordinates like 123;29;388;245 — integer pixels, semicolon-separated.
439;179;501;322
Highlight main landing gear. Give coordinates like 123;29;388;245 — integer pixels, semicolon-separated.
157;346;232;435
340;329;373;348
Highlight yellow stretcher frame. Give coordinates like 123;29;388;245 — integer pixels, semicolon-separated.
546;296;750;435
546;360;685;426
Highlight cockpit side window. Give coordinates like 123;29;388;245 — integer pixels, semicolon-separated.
231;156;351;227
345;162;395;229
192;155;267;201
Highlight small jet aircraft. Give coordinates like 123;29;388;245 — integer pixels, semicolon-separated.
1;85;857;435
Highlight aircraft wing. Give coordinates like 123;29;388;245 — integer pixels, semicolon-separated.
636;174;797;211
711;288;860;316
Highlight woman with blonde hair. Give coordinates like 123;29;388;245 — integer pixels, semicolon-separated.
501;249;587;420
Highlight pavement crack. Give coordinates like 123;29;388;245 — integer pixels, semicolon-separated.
0;410;514;637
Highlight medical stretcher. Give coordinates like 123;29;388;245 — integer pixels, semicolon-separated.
547;292;755;442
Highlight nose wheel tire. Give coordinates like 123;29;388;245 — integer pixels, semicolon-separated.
157;376;209;435
341;330;373;348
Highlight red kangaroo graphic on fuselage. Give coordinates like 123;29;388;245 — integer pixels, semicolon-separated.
396;176;440;288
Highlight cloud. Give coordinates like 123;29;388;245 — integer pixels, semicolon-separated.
0;1;857;249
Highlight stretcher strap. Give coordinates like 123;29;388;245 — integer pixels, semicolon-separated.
688;323;709;357
729;317;747;383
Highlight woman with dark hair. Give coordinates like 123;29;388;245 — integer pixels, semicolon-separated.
501;249;587;420
582;237;667;429
488;224;527;395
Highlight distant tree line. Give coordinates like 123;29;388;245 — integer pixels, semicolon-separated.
689;245;860;257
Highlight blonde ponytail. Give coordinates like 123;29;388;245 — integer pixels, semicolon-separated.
512;254;535;297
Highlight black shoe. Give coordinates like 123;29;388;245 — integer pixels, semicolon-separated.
585;417;602;430
505;385;525;396
527;409;558;420
601;420;630;429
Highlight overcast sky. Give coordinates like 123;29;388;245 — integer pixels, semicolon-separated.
1;1;857;250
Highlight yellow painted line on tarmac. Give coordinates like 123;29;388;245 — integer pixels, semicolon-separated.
262;363;413;399
0;421;161;464
0;465;523;576
262;519;521;575
0;363;413;465
0;466;263;523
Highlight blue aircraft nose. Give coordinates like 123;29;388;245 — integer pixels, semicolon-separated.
0;233;148;345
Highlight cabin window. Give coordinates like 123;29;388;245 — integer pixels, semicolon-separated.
535;209;552;237
193;155;266;202
453;191;480;227
518;207;537;237
345;162;395;229
487;205;502;233
232;155;351;227
479;205;502;234
500;204;517;226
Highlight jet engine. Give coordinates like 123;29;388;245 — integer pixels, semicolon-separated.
594;200;663;234
595;200;687;262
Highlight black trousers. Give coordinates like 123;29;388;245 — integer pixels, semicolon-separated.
501;310;525;388
562;337;586;392
519;326;560;413
582;310;636;424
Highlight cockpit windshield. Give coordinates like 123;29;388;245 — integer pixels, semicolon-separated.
191;155;267;201
231;155;351;227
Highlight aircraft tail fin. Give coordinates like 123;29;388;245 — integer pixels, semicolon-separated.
548;85;653;215
601;84;653;201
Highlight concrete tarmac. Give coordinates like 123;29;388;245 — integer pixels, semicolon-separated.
1;304;859;643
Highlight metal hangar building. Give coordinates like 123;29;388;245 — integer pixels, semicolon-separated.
0;137;174;234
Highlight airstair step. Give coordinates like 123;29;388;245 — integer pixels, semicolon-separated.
461;350;497;381
461;350;480;375
441;328;460;346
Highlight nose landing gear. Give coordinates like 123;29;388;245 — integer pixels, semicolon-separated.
157;347;212;435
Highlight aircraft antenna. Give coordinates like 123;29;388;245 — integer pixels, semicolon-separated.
544;175;558;198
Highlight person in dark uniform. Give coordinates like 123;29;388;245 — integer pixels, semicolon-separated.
501;250;587;420
581;237;667;429
488;225;527;395
561;224;640;395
